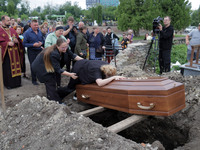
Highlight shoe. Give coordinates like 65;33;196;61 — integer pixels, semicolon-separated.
73;93;77;101
5;86;12;89
23;74;30;79
32;81;39;85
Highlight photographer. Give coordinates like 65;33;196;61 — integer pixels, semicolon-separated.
158;16;174;74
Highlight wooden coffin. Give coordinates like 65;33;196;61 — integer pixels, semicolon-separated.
76;77;185;116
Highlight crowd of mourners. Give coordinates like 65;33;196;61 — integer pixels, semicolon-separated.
0;15;132;103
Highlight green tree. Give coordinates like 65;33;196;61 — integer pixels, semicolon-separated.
160;0;191;30
21;14;28;20
117;0;191;35
59;2;82;21
0;11;8;19
19;1;30;16
0;0;7;12
97;5;102;25
191;7;200;26
30;10;40;17
8;0;21;9
91;7;96;22
7;0;15;16
102;6;117;21
117;0;161;35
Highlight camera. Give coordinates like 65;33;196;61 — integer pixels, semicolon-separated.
153;16;163;34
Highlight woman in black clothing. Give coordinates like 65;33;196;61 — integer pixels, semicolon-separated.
88;26;106;60
58;59;125;98
32;38;82;103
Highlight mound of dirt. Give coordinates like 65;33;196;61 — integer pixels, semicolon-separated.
0;96;147;150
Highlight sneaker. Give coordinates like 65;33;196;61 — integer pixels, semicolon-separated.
73;93;77;101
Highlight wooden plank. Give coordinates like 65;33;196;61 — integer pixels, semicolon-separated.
78;106;105;117
0;47;6;112
107;115;146;133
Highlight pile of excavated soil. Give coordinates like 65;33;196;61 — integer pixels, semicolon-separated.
0;96;148;150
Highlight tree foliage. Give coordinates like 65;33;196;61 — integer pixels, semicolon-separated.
59;2;82;21
102;6;117;21
96;5;102;25
7;1;16;16
117;0;191;34
191;7;200;26
0;0;7;12
19;1;30;16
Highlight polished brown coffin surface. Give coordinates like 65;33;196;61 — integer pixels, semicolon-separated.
76;77;185;116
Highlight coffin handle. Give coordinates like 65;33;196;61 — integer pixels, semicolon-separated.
137;102;155;110
81;94;90;99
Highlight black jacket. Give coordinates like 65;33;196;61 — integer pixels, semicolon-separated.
159;25;174;51
105;32;119;46
32;48;77;83
64;25;76;48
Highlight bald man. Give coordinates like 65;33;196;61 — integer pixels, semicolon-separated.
78;21;90;41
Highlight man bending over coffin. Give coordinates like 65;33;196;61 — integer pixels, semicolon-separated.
57;59;125;99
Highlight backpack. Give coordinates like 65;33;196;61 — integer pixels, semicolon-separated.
111;33;119;47
111;33;119;55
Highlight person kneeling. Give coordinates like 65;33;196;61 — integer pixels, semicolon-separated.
57;59;125;99
32;38;82;103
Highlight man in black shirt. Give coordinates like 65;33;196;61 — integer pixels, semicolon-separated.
158;16;174;74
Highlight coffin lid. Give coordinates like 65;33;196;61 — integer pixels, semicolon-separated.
76;77;184;96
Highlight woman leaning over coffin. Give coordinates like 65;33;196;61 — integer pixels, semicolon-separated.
57;59;126;98
32;38;82;103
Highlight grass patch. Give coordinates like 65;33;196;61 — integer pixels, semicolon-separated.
147;44;187;74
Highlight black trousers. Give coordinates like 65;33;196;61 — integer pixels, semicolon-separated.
159;49;171;74
27;49;41;82
45;76;62;103
21;48;26;73
57;77;81;99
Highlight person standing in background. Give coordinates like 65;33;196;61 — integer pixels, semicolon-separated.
0;15;23;89
17;18;24;27
158;16;174;74
185;23;200;61
16;26;28;79
23;19;44;85
63;16;76;71
88;26;105;60
75;26;88;59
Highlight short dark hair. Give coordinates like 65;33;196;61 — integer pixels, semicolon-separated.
31;19;38;23
164;16;171;21
16;25;22;29
68;16;74;22
106;27;111;30
1;15;8;21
